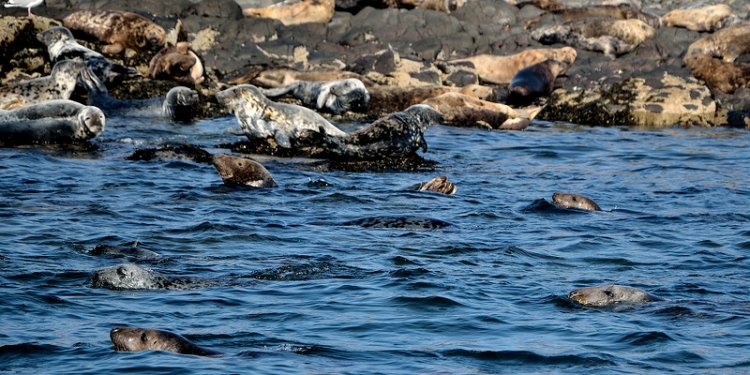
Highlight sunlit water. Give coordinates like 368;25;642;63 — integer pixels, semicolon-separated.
1;114;748;374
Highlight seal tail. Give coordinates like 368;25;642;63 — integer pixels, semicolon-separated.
259;84;297;98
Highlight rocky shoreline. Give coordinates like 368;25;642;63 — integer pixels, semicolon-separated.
2;0;750;129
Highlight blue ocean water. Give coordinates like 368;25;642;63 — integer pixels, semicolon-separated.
1;115;748;374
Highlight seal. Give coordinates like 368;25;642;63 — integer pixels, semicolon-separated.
417;175;457;195
215;84;347;149
532;18;655;58
89;244;160;261
568;285;658;307
331;104;444;159
549;5;661;29
110;327;222;356
242;0;335;26
551;192;601;211
260;78;370;115
127;144;213;163
62;10;166;56
662;4;735;32
88;84;199;122
685;22;750;63
148;42;205;86
36;26;140;84
0;60;104;110
0;100;105;146
91;263;211;290
212;154;278;188
449;47;577;84
684;54;750;94
507;59;569;106
421;92;523;129
341;216;452;229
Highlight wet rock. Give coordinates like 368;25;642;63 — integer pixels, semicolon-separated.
127;144;213;164
539;72;718;127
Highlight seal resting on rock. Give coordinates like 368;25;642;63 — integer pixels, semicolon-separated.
242;0;335;26
662;4;735;32
91;263;211;290
63;10;166;56
551;192;601;211
421;92;528;130
37;26;140;84
417;175;456;195
212;154;277;188
548;5;661;29
685;22;750;63
149;42;205;86
568;285;657;307
368;84;495;116
531;18;655;58
507;59;569;106
0;100;105;146
685;55;750;94
216;84;346;149
110;327;221;356
448;47;576;84
260;78;370;115
0;60;104;110
329;104;444;159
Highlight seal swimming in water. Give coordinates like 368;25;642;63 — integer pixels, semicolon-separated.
551;192;601;211
110;327;222;356
568;285;658;307
62;10;166;56
149;42;205;86
87;83;199;122
0;60;105;110
341;216;452;230
0;100;105;146
417;176;457;195
37;26;140;84
91;263;212;290
216;84;347;148
507;59;569;106
260;78;370;115
212;154;277;188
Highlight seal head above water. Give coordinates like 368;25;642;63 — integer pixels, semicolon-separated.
568;285;657;307
110;327;221;356
212;154;277;188
551;192;601;211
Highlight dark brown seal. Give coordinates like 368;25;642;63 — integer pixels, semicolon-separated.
418;176;457;195
148;42;205;86
110;327;222;356
63;10;166;55
212;154;277;188
507;59;568;106
551;192;601;211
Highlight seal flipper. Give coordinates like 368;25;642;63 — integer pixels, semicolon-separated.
260;85;297;98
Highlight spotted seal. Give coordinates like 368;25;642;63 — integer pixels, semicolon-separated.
149;42;205;86
685;22;750;63
662;4;735;32
63;10;166;56
260;78;370;115
242;0;335;26
568;285;658;307
212;154;277;188
216;84;347;148
0;60;104;110
37;26;140;84
91;263;211;290
330;104;444;159
531;18;656;58
0;100;105;146
448;47;577;85
507;59;569;106
417;175;457;195
551;192;601;211
110;327;221;356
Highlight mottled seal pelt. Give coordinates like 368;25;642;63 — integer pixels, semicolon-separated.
242;0;335;26
110;327;221;356
662;4;735;32
212;154;277;188
37;26;140;84
260;78;370;115
88;84;199;122
507;59;569;106
216;84;346;148
685;22;750;63
551;192;601;211
0;100;105;146
448;47;577;85
328;104;444;159
91;263;211;290
63;10;166;56
0;60;104;110
417;176;457;195
149;42;205;86
568;285;658;307
531;18;655;58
